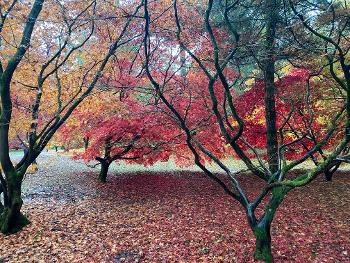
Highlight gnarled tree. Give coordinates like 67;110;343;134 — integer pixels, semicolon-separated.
0;0;143;234
142;0;350;262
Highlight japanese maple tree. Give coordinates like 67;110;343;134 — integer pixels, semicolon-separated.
0;0;143;234
141;0;350;262
235;68;345;181
69;96;187;182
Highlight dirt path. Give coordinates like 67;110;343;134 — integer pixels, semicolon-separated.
20;152;99;203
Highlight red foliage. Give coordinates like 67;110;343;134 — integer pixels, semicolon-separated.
83;102;185;165
235;69;344;159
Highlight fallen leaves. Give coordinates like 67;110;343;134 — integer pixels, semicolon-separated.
0;156;349;262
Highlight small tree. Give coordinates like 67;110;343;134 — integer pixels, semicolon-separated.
72;97;186;182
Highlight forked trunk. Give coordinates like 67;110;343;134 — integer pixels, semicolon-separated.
99;161;110;183
0;175;29;234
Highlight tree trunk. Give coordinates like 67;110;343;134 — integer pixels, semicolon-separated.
0;199;4;214
324;170;333;181
83;137;89;151
97;138;112;183
324;162;340;181
0;174;29;234
253;222;273;263
263;0;279;174
0;176;8;210
98;161;110;183
251;187;287;263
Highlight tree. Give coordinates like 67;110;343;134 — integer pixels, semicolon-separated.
0;0;45;234
142;0;350;262
68;90;195;182
82;112;180;182
0;0;143;234
64;29;227;182
285;0;350;181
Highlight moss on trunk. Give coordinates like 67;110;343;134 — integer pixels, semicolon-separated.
0;173;30;234
254;223;273;263
251;186;288;262
0;209;29;234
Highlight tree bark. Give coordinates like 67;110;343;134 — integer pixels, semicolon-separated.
98;161;110;183
253;222;273;263
0;172;29;234
263;0;279;174
97;138;112;182
0;188;4;213
0;172;8;208
324;162;341;181
83;137;89;151
251;187;287;262
324;170;333;181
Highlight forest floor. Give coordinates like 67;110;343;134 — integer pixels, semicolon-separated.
0;153;349;262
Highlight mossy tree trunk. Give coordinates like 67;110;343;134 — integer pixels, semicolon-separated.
251;187;288;263
254;221;273;263
0;0;44;234
0;171;29;234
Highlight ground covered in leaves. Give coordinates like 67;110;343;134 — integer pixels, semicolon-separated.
0;153;349;262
